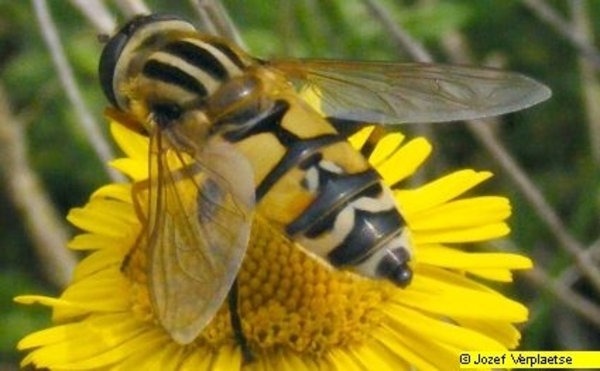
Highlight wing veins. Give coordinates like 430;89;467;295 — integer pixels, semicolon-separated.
272;59;551;124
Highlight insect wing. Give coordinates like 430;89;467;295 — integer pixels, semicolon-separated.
272;60;551;124
144;136;255;344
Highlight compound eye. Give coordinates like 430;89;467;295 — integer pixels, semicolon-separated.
98;14;195;109
98;28;130;108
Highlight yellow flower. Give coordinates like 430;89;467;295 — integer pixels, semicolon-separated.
16;120;531;370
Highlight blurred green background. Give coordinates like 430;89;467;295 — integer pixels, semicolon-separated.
1;0;599;368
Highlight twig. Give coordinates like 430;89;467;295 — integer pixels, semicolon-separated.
113;0;150;17
442;33;600;295
570;0;600;164
521;0;600;71
32;0;124;183
493;237;600;329
525;266;600;328
361;0;600;294
189;0;246;47
69;0;115;35
359;0;432;63
189;0;222;36
558;238;600;288
463;118;600;292
0;82;76;288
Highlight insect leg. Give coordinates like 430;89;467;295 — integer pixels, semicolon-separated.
120;179;153;274
228;279;254;363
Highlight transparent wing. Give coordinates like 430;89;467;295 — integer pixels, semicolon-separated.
271;60;551;124
141;135;255;344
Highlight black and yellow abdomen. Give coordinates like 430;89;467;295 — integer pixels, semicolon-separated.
221;70;413;285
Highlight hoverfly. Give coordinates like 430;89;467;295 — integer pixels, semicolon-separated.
99;13;550;350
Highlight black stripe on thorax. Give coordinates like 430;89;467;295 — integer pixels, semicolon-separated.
142;59;208;97
210;41;247;70
164;40;229;80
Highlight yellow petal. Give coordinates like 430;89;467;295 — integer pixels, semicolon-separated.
110;158;148;180
417;245;532;270
97;330;170;371
351;339;406;371
91;183;132;203
110;121;148;160
456;318;522;349
395;170;494;215
67;200;137;237
70;248;124;281
19;314;144;369
52;268;129;320
397;267;529;322
68;234;123;250
15;295;70;310
409;196;510;231
347;126;375;150
468;268;515;282
377;138;432;186
413;222;510;244
369;132;405;166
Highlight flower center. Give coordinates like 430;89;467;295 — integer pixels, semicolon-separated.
125;215;394;358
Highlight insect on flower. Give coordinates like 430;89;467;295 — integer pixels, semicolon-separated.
98;13;550;356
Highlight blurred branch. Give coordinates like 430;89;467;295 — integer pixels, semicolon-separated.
0;82;76;288
442;31;600;297
525;266;600;328
462;114;600;294
496;238;600;327
359;0;432;62
113;0;150;17
362;0;600;305
32;0;124;183
559;238;600;287
69;0;115;35
570;0;600;165
189;0;246;47
521;0;600;71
